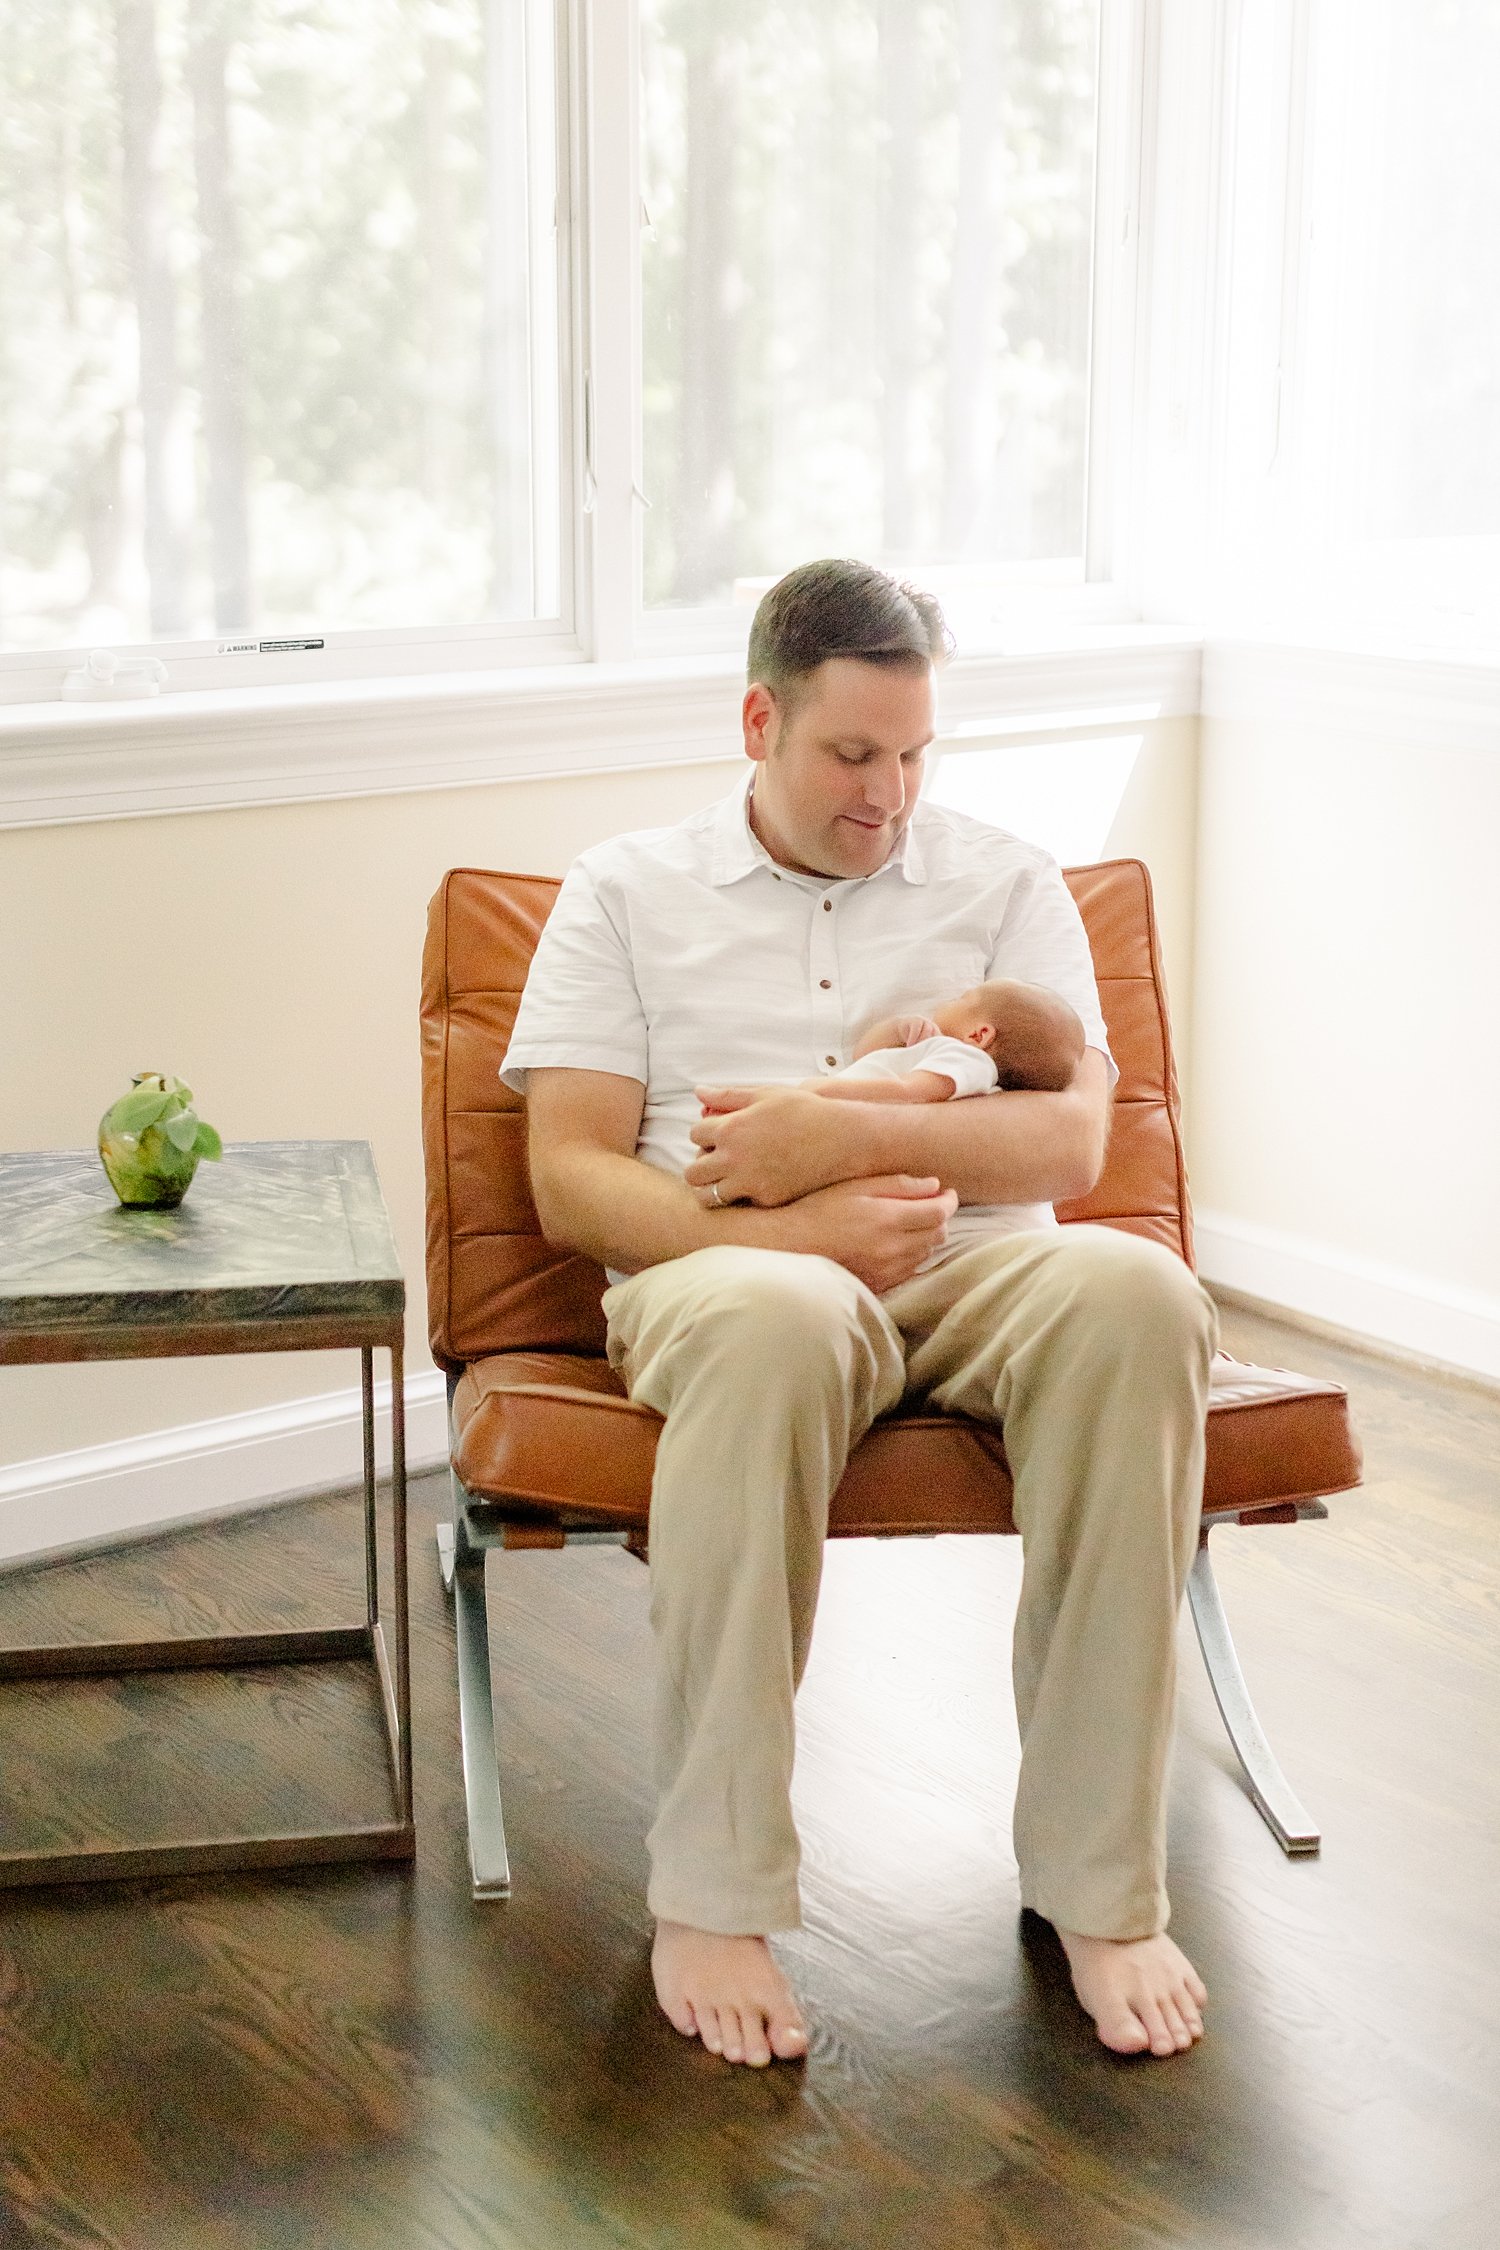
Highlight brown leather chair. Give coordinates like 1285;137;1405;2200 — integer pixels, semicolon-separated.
421;858;1362;1897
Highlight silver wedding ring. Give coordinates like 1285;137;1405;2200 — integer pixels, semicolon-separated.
709;1181;724;1207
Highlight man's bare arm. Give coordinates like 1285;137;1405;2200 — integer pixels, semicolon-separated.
689;1047;1113;1210
524;1068;959;1293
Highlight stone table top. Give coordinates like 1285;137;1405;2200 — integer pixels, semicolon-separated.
0;1141;404;1344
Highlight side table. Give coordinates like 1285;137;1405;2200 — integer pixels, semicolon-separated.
0;1140;414;1886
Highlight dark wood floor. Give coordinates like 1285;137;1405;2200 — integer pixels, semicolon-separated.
0;1301;1496;2250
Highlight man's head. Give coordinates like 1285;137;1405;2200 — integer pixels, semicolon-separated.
932;980;1086;1092
742;560;952;880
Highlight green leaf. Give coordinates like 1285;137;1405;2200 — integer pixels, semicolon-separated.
192;1122;224;1161
110;1086;172;1134
162;1111;201;1153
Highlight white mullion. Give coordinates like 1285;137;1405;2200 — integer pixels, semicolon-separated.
531;0;567;622
1205;0;1304;617
1130;0;1239;619
576;0;642;662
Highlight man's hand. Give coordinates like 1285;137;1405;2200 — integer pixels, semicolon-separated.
780;1175;958;1293
690;1084;863;1206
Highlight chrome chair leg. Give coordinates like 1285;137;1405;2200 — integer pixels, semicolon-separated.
1187;1533;1320;1857
450;1518;513;1899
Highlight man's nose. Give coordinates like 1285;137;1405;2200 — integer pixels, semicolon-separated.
862;758;910;815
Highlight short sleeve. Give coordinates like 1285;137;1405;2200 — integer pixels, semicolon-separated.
987;858;1116;1085
839;1034;999;1098
499;862;649;1093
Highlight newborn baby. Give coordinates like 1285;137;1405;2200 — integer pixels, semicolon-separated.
809;979;1085;1105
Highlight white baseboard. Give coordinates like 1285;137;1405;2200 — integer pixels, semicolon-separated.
1195;1209;1500;1385
0;1371;450;1570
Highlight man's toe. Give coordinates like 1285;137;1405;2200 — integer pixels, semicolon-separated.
661;1994;697;2039
1095;2001;1151;2055
698;2007;725;2056
1138;1997;1177;2057
1160;1995;1193;2050
719;2007;746;2063
741;2010;774;2069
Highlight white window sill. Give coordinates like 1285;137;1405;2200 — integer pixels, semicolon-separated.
0;625;1204;830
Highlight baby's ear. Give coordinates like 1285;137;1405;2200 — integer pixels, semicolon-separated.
970;1024;997;1050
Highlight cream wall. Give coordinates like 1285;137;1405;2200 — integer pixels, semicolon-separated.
1;760;738;1468
1189;714;1500;1352
1;718;1198;1476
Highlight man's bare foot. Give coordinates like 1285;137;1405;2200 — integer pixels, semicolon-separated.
652;1920;809;2068
1056;1928;1207;2058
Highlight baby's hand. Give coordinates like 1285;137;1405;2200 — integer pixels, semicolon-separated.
852;1012;943;1062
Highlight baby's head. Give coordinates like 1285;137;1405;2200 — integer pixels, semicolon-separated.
931;980;1085;1092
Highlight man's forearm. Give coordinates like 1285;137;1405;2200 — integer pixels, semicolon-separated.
531;1141;792;1275
828;1063;1109;1205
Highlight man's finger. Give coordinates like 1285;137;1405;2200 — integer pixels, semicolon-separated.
693;1085;757;1113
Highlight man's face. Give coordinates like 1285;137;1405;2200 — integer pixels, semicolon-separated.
742;658;935;880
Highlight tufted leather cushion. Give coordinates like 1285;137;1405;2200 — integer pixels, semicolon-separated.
451;1349;1362;1534
421;854;1362;1528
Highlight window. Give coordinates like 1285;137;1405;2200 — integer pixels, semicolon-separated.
639;0;1102;646
0;0;562;662
1211;0;1500;652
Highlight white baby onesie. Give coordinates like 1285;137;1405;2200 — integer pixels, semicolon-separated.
832;1032;999;1098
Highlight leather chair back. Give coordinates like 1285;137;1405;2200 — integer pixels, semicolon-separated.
421;856;1193;1372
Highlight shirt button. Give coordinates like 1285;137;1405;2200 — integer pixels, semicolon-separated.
822;899;832;911
819;979;831;990
825;1054;837;1067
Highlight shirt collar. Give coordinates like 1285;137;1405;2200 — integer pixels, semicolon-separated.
708;771;927;888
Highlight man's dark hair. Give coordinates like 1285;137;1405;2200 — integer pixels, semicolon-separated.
746;559;953;708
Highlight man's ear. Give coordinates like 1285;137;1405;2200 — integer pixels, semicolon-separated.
743;682;778;764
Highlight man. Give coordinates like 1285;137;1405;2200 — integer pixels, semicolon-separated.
502;560;1215;2070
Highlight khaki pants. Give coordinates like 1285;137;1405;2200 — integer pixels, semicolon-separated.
601;1226;1216;1942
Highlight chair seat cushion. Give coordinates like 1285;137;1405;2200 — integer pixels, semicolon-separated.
450;1349;1362;1537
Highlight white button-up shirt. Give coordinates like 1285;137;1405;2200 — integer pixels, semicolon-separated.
501;774;1114;1274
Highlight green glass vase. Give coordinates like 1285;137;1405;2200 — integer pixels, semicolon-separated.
98;1073;222;1210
